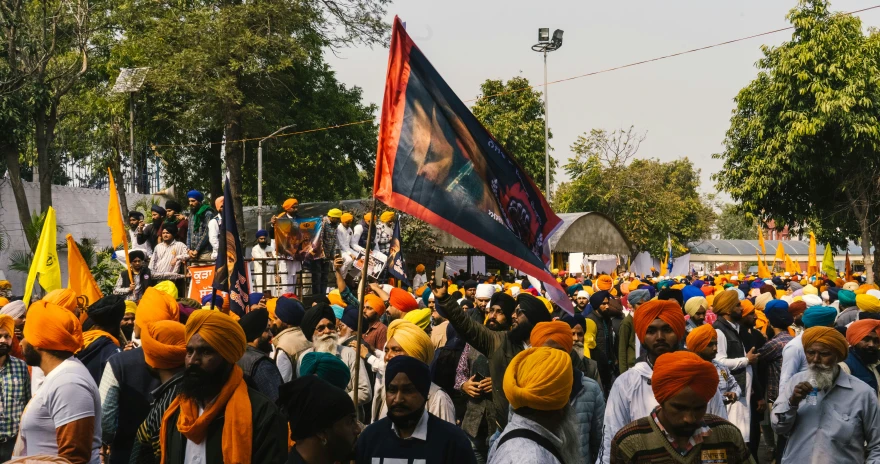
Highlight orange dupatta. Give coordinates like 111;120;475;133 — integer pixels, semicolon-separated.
160;365;253;464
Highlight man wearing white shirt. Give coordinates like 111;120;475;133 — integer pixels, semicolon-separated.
336;213;356;275
251;230;277;293
208;197;223;261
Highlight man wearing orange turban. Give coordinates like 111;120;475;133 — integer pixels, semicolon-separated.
841;319;880;397
20;301;102;464
363;294;388;351
272;197;303;291
135;287;180;341
160;310;286;464
529;321;574;353
772;326;880;463
611;351;749;463
711;289;757;443
494;347;580;463
130;320;187;463
600;299;728;463
43;288;81;318
0;313;28;461
595;274;613;292
687;324;740;405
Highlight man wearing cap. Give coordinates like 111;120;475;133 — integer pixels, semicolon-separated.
236;308;283;402
336;212;357;275
435;284;552;435
599;299;728;463
19;301;102;463
129;320;186;463
162;200;189;242
271;296;311;383
610;352;752;464
100;287;175;463
77;295;125;384
136;205;166;251
487;346;578;464
128;210;152;258
840;319;880;398
113;250;151;302
283;376;361;464
297;304;371;405
772;326;880;463
160;310;286;463
357;355;476;463
251;229;277;293
185;190;216;262
0;314;28;461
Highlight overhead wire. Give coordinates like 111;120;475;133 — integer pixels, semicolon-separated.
151;4;880;150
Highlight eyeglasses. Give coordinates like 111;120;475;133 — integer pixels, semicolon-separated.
315;324;335;333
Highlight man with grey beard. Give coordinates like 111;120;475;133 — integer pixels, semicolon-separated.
772;326;880;463
296;303;371;406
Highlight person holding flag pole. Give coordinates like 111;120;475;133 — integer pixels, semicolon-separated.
107;168;135;292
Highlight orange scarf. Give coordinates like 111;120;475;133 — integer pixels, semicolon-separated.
160;365;253;464
79;330;120;352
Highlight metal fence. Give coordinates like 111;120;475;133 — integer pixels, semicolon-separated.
60;151;164;194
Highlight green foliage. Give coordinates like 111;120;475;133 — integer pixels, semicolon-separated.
472;76;556;192
713;0;880;279
554;126;714;256
715;204;757;240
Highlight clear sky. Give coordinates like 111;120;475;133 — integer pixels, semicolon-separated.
325;0;880;197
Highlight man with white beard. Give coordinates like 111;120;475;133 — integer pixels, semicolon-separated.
487;347;582;464
772;326;880;463
296;303;371;406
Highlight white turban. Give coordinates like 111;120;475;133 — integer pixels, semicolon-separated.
576;290;589;299
510;287;521;298
868;289;880;300
821;291;830;302
0;300;25;320
476;284;496;299
803;294;823;308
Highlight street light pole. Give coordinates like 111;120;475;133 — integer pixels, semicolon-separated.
257;125;294;230
532;28;563;201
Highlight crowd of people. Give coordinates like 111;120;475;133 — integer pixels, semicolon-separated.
1;197;880;463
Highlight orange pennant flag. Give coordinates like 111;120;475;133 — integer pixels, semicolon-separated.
773;242;786;270
757;253;771;278
807;232;818;277
66;234;103;306
107;168;134;283
845;251;852;281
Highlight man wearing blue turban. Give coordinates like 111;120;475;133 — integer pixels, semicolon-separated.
186;190;215;261
251;229;276;292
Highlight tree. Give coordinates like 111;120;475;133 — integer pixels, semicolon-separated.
472;76;556;193
715;203;757;240
713;0;880;282
554;126;715;257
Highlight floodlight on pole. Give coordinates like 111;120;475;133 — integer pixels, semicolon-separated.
111;68;150;193
531;29;563;201
257;125;294;230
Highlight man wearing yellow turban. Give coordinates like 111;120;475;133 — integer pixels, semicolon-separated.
493;347;579;463
130;320;187;463
0;313;28;462
20;301;101;464
367;319;455;424
772;326;880;463
134;287;180;341
160;310;286;464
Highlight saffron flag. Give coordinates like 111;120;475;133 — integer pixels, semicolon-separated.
23;207;62;307
386;218;410;288
757;253;771;279
845;251;852;281
773;242;786;269
373;17;569;310
107;168;134;284
821;243;836;277
757;224;766;255
212;177;250;316
807;232;818;277
66;234;103;305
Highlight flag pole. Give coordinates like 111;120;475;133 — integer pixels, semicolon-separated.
353;197;378;421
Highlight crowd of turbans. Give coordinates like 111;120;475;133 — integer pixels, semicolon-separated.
3;194;880;464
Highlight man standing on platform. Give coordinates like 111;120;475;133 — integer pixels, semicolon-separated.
270;198;302;291
185;190;215;262
251;229;276;294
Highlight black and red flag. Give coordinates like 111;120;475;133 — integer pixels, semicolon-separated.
212;177;250;316
374;17;571;311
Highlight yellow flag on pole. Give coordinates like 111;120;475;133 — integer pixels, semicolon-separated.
821;243;836;277
757;253;771;278
23;207;62;307
107;168;134;284
66;234;103;306
784;253;799;274
845;251;852;281
773;242;786;269
757;223;766;255
808;232;818;277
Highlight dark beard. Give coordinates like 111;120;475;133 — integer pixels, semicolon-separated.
181;363;231;402
258;243;268;249
22;345;41;366
0;344;11;357
388;405;425;431
508;320;534;345
256;337;272;354
486;320;511;332
857;348;880;365
121;325;134;340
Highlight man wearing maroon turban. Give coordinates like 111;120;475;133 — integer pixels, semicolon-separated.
598;300;728;463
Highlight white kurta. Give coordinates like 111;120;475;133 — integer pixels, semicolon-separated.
251;242;276;292
714;323;752;442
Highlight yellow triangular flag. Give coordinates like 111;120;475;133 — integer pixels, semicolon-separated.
821;243;836;277
773;242;786;269
66;234;103;306
757;223;766;255
23;207;62;307
757;253;771;278
107;168;134;284
808;232;818;277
